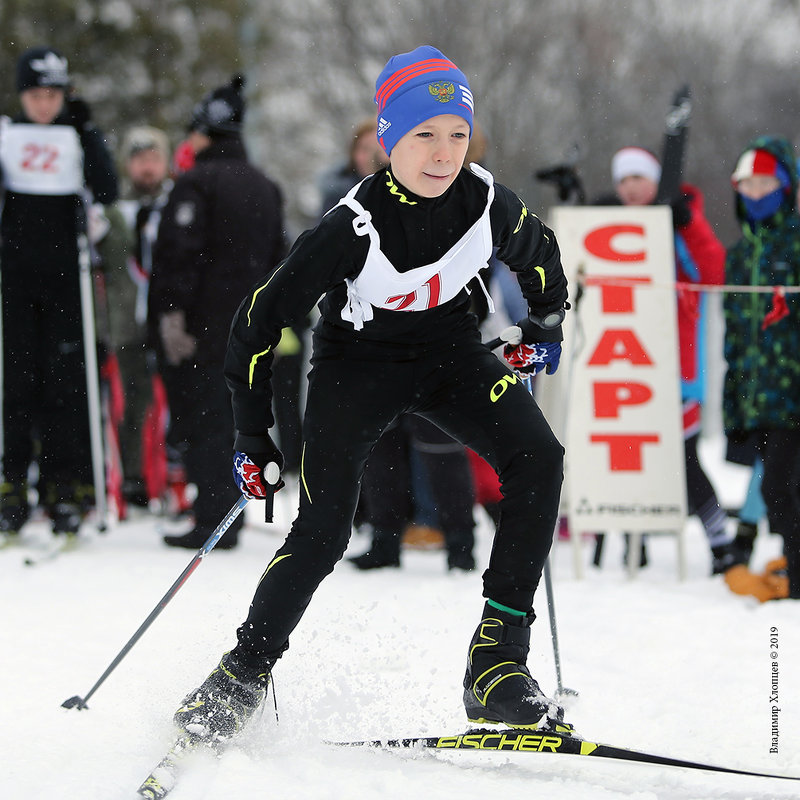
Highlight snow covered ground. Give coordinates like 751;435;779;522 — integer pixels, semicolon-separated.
2;435;798;800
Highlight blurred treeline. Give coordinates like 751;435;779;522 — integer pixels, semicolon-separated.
3;0;800;242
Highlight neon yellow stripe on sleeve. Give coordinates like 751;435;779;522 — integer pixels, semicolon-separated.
300;442;312;504
246;263;286;326
248;347;272;388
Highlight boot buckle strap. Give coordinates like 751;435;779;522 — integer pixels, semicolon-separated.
472;661;531;705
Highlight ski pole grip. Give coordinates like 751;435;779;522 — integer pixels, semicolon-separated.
263;461;281;523
486;324;523;351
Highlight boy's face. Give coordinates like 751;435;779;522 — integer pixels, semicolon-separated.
20;86;65;125
616;174;658;207
389;114;470;198
736;174;781;201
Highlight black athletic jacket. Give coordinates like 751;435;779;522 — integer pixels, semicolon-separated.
149;135;286;365
225;166;568;447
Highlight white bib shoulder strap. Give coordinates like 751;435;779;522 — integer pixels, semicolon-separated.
326;175;378;239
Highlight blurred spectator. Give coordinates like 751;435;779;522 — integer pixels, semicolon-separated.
317;118;389;215
109;125;174;511
349;415;476;571
722;136;800;602
0;46;117;537
149;75;286;550
594;146;744;574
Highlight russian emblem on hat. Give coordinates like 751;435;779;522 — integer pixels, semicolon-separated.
429;82;455;103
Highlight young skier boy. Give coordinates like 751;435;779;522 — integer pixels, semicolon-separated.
174;45;570;739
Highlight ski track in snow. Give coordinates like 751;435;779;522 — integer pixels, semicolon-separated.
2;436;798;800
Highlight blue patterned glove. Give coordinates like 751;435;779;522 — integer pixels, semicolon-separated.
233;450;284;500
504;341;562;375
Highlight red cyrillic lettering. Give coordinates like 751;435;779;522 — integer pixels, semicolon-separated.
584;224;646;262
593;382;653;418
590;433;660;471
587;329;654;366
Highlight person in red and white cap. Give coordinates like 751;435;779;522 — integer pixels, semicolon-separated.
722;135;800;603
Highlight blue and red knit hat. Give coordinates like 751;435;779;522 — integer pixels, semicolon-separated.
374;45;473;155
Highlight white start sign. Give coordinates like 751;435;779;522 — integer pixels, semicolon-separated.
543;206;687;533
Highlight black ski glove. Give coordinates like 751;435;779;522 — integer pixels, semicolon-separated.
670;193;692;230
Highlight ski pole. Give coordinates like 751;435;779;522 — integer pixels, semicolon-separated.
541;557;577;699
518;373;578;701
77;230;109;532
62;495;249;710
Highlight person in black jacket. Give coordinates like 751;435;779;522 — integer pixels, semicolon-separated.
0;46;118;537
149;75;286;550
169;46;571;743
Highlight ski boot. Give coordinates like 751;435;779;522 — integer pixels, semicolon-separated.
174;651;274;742
164;524;238;550
724;560;788;602
50;502;84;536
463;603;563;729
731;520;758;566
348;528;401;570
711;537;749;575
447;548;476;572
0;482;30;535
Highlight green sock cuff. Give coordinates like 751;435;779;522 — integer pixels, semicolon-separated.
487;599;527;617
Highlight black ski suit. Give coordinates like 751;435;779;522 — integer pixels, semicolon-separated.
225;165;568;663
0;108;117;508
149;135;286;533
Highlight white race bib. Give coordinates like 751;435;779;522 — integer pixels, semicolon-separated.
0;118;84;196
338;163;496;329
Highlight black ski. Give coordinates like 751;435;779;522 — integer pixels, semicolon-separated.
655;84;692;205
330;728;800;782
137;732;218;799
22;533;80;567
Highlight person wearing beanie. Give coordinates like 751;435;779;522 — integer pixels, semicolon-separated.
0;47;117;539
188;74;246;138
148;75;286;550
721;135;800;603
592;145;742;576
167;46;570;746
